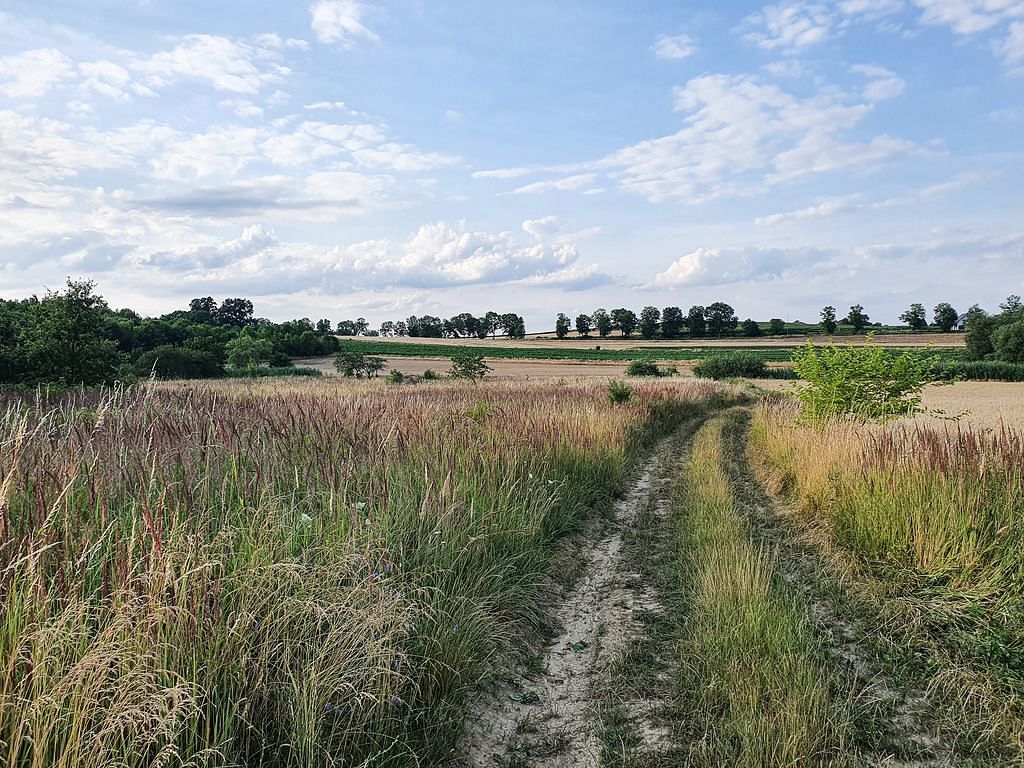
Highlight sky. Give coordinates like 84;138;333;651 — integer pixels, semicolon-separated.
1;0;1022;329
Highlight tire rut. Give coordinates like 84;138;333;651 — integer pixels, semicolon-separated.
452;420;704;768
721;407;954;768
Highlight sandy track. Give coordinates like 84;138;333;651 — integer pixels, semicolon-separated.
453;431;689;767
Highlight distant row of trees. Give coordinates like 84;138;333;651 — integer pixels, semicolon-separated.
555;304;748;340
376;311;526;339
819;302;961;334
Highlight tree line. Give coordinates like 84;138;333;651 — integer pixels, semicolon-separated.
376;311;526;339
554;304;769;340
0;280;345;386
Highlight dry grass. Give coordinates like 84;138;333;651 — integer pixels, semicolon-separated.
0;376;725;767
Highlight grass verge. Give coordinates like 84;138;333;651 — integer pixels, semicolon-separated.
671;409;852;767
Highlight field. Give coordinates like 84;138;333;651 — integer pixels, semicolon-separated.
3;372;1024;766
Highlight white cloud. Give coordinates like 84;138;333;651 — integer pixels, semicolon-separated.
512;173;598;194
151;127;263;181
0;48;74;98
851;63;907;99
132;34;290;94
309;0;378;47
654;245;829;286
472;167;534;179
593;73;920;203
1003;19;1024;63
79;59;156;101
756;195;860;225
743;2;836;52
913;0;1023;35
219;99;265;119
654;33;698;60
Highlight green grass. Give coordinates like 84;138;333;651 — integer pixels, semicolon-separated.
670;409;852;766
751;402;1024;760
340;340;965;365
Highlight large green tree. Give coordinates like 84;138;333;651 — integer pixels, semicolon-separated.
639;306;660;339
933;302;959;332
820;306;838;335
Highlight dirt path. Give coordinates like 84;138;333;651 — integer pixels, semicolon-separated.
720;409;953;767
453;424;701;768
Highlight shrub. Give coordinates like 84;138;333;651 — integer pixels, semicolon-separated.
334;350;386;378
791;337;940;423
932;359;1024;382
693;352;768;379
449;351;491;382
626;359;662;377
224;366;321;378
607;378;633;404
133;345;224;379
385;369;405;384
422;368;439;380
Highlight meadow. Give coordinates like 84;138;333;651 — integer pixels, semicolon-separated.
0;376;723;767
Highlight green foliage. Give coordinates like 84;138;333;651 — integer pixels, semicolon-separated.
843;304;869;333
133;345;224;380
19;279;122;386
625;359;667;377
741;318;763;337
704;302;738;337
422;368;439;380
768;318;786;336
933;302;959;332
820;305;838;335
592;308;613;338
932;359;1024;382
639;306;660;339
692;352;796;380
791;336;940;422
686;305;706;337
385;369;405;384
554;312;571;339
225;335;274;370
993;319;1024;363
610;307;638;337
606;379;633;404
449;350;492;382
661;306;685;338
900;302;928;331
334;349;386;378
575;313;592;337
224;366;322;378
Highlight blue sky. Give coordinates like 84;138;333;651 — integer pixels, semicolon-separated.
1;0;1022;328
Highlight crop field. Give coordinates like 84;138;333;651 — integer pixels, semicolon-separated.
3;374;1023;767
335;339;966;364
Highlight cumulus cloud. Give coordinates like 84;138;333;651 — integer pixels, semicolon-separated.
128;219;607;294
309;0;378;47
0;48;74;98
654;33;698;60
132;34;290;94
654;245;831;287
741;0;904;53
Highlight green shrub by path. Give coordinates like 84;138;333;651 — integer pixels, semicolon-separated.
694;351;799;380
672;410;851;766
625;359;678;377
0;377;725;767
225;365;322;378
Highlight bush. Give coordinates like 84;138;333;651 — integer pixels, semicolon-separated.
449;351;491;382
422;368;438;380
626;359;662;377
385;369;405;384
133;345;224;379
224;366;322;378
693;352;768;379
607;379;633;404
791;337;939;422
335;349;386;378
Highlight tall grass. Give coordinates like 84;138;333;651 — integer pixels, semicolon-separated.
0;377;722;767
672;410;850;766
751;399;1024;756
